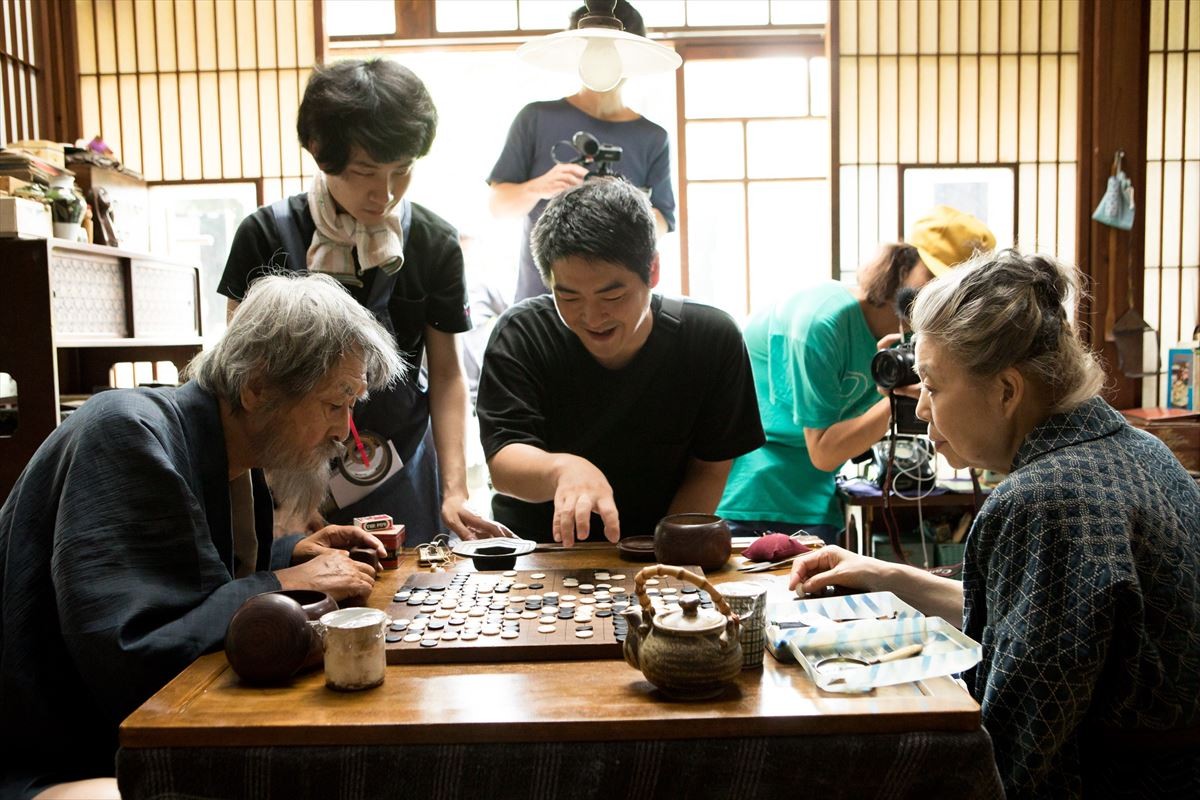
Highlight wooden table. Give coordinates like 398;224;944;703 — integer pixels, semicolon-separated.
117;545;1003;799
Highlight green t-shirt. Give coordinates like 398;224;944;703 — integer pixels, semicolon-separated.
718;282;880;527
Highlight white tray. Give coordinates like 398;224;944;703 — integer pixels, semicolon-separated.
776;614;982;693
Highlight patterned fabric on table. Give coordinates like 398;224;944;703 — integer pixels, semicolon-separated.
118;731;1004;800
963;397;1200;798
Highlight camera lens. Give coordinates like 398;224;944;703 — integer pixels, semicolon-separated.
571;131;600;157
871;345;919;389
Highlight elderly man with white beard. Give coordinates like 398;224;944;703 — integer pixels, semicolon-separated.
0;272;405;799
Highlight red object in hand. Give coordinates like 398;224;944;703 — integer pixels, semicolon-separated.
742;533;812;562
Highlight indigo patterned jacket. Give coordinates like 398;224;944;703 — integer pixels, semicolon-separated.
963;397;1200;799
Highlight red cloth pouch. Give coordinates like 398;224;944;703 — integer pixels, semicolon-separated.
741;533;812;562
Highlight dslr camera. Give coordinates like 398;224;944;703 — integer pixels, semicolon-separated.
871;339;926;434
553;130;623;178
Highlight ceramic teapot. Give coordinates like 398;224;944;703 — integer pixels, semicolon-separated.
225;590;336;684
621;564;742;700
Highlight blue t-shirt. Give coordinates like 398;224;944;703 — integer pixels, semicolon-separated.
718;282;879;528
487;98;675;301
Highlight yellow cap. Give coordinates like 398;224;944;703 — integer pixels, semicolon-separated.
908;205;996;277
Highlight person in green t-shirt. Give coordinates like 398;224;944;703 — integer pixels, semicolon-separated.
718;206;995;542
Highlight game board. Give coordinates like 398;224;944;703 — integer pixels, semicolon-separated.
384;565;708;664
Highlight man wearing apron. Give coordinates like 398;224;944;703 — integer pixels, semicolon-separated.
219;59;505;544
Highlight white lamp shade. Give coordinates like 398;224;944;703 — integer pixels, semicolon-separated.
517;28;682;91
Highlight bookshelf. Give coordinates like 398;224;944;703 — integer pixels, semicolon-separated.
0;238;203;502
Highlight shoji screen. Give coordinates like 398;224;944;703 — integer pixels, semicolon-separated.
75;0;318;199
1143;0;1200;405
835;0;1079;279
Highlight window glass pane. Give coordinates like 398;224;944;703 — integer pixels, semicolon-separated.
748;181;829;312
687;182;747;318
436;0;518;32
685;121;744;180
685;58;809;118
808;56;829;116
770;0;828;24
639;0;686;28
685;0;768;26
325;0;396;37
901;166;1016;249
147;182;259;348
746;119;827;178
518;0;576;31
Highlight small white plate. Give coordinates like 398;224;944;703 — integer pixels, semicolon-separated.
451;538;537;558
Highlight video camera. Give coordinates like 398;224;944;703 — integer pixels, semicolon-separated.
871;286;926;435
552;130;623;178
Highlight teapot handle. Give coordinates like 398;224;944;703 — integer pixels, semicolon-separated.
633;564;735;619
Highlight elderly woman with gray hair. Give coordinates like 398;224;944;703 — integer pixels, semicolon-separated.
0;273;405;799
789;250;1200;798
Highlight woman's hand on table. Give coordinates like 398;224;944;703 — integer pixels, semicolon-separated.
443;496;512;540
788;545;891;597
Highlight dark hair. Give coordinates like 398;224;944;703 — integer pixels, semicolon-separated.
531;177;656;284
297;59;437;175
858;243;923;307
911;249;1105;413
570;0;646;37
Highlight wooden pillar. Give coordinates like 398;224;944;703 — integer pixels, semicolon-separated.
1075;0;1151;410
32;0;82;142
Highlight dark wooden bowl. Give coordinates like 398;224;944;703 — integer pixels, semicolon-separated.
653;513;732;572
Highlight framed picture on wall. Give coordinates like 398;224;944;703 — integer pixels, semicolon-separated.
899;165;1017;250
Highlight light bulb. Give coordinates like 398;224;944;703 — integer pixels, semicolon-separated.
578;37;622;92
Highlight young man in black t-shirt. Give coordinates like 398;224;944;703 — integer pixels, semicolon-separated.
476;179;764;545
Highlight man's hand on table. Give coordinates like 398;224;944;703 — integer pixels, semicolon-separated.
276;525;386;601
552;456;621;547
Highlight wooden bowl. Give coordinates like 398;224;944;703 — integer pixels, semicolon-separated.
653;513;731;572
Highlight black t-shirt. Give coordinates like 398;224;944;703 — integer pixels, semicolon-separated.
476;294;765;541
218;194;472;373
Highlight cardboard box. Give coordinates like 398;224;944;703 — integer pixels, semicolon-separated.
0;196;51;239
0;176;31;194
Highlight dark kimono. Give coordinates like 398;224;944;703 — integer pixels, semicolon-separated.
0;382;300;798
964;397;1200;798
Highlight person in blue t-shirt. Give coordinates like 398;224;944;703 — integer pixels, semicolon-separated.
487;1;676;303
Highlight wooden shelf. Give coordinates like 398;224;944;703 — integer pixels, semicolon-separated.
0;237;203;502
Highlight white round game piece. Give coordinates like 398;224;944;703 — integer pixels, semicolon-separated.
661;587;678;595
449;616;466;626
419;605;438;613
596;602;613;610
512;583;529;590
525;594;543;603
611;587;627;595
562;578;579;587
468;607;486;617
560;601;576;609
460;631;479;641
610;574;626;581
574;629;594;639
560;594;577;602
500;630;520;639
530;573;546;579
481;624;502;636
543;591;560;600
539;615;557;624
433;610;452;619
579;596;597;605
537;624;557;634
646;578;660;586
520;610;539;619
402;633;422;643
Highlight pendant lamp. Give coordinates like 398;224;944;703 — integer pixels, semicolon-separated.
516;0;681;92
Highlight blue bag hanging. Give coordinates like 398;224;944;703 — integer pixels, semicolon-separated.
1092;150;1135;230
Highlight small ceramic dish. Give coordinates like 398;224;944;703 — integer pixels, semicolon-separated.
452;537;536;571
